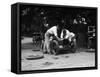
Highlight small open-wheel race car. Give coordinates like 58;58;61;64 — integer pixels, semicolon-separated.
41;38;77;55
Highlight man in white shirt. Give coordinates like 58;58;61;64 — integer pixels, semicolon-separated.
61;29;75;42
60;29;76;47
43;25;62;54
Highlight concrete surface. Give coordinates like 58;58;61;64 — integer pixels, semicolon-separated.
21;37;95;71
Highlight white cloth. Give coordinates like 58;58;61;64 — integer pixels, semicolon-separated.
61;29;75;42
46;26;58;37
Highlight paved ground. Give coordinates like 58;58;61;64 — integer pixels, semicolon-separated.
21;37;95;71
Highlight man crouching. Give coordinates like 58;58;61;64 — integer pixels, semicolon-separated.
60;29;77;52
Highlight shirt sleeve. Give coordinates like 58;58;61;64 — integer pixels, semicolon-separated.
68;32;75;42
65;30;69;39
60;30;63;38
70;32;75;37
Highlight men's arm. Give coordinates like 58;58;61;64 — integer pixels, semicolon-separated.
53;28;61;41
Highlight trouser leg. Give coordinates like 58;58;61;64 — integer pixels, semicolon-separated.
43;41;47;53
46;41;51;54
43;32;52;54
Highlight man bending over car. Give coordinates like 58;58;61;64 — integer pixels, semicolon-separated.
43;25;63;54
60;29;76;47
